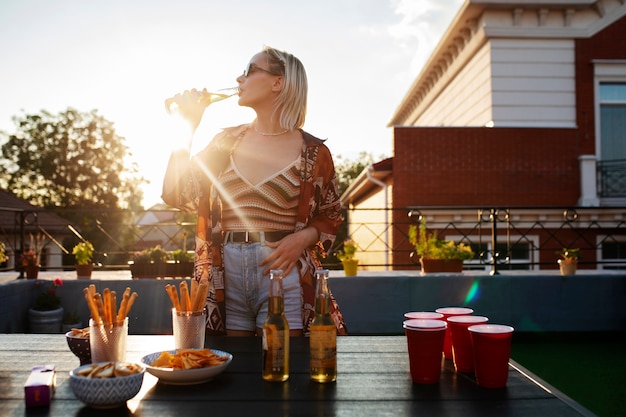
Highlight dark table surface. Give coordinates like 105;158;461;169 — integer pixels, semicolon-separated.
1;334;595;417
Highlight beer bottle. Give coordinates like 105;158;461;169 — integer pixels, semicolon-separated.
310;269;337;383
262;269;289;382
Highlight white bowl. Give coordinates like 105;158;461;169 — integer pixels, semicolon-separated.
69;362;145;409
141;349;233;385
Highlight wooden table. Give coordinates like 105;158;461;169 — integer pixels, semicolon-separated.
1;334;594;416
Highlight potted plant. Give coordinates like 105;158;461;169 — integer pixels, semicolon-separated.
409;218;474;274
20;233;44;279
72;241;94;279
129;245;170;278
0;241;8;265
557;248;580;276
337;239;359;276
29;278;64;333
170;249;194;277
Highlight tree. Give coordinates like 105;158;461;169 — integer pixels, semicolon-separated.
322;152;383;268
334;152;375;196
0;108;145;210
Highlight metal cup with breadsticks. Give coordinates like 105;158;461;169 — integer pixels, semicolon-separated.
165;280;208;313
83;284;138;328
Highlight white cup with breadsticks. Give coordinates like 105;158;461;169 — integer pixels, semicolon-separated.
83;285;138;363
166;280;209;350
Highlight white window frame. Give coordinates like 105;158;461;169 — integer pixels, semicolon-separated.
593;60;626;159
593;61;626;205
597;234;626;271
447;235;540;271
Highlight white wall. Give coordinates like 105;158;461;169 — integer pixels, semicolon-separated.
490;39;576;127
415;42;493;127
413;38;576;128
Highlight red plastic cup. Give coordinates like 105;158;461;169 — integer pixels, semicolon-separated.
404;312;445;320
447;315;489;373
435;307;474;359
468;324;515;388
403;319;447;384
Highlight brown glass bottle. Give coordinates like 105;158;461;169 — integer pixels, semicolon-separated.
310;269;337;383
262;269;289;382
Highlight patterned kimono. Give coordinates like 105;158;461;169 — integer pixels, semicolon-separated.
162;124;348;336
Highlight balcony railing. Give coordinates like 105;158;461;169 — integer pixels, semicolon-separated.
598;159;626;198
2;206;625;273
342;206;626;272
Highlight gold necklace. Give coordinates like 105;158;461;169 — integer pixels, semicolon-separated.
254;124;289;136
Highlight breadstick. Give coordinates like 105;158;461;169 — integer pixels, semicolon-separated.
180;281;191;312
88;284;96;299
190;282;200;311
192;282;208;311
165;284;182;311
125;292;138;317
83;287;101;323
117;288;131;322
103;288;111;325
110;291;117;325
94;294;107;327
191;279;198;307
199;282;209;306
171;285;181;310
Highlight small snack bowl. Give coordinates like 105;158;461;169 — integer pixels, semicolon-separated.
65;329;91;366
69;362;145;409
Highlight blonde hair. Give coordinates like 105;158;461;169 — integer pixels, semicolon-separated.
262;46;307;130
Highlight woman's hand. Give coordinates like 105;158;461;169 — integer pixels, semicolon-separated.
261;228;318;276
166;88;210;131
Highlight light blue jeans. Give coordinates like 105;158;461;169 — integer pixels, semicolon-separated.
223;241;302;331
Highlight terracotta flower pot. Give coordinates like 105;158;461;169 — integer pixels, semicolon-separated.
25;265;40;279
75;264;93;279
558;259;577;276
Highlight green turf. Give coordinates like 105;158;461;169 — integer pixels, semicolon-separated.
510;332;626;417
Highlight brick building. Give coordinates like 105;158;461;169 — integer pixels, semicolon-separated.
341;0;626;271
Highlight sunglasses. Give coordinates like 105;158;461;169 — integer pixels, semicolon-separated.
243;62;279;77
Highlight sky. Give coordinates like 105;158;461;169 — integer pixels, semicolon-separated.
0;0;464;207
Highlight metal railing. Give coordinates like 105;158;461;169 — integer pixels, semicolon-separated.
343;206;626;272
598;159;626;198
2;206;625;272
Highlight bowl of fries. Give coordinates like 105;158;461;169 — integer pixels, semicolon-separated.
69;361;145;409
141;348;233;385
65;327;91;365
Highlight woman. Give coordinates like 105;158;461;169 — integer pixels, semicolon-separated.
162;46;347;337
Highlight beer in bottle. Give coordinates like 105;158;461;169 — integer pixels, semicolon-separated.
262;269;289;382
310;269;337;382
